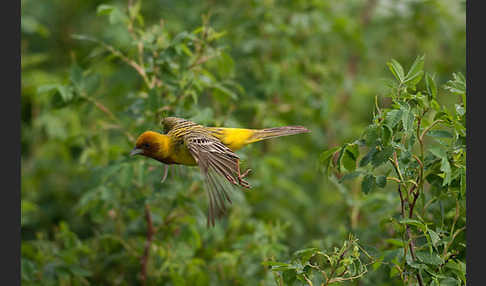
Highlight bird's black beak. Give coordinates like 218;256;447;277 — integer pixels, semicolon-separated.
130;148;143;156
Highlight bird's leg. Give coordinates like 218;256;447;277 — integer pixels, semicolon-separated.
161;164;169;183
236;160;252;189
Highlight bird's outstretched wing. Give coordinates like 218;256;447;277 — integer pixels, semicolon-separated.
184;131;243;227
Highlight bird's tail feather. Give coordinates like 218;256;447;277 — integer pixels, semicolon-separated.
247;126;310;143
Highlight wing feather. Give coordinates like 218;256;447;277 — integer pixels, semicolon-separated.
184;131;242;226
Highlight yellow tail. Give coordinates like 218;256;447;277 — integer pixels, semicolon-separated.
209;126;310;151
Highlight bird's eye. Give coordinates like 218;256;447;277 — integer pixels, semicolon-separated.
143;143;150;148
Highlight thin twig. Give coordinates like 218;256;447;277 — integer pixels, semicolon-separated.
420;120;445;142
140;204;155;286
82;95;135;142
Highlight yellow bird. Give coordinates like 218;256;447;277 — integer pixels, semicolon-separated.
130;116;310;226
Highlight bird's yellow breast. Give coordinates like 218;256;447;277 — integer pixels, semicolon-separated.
168;143;198;165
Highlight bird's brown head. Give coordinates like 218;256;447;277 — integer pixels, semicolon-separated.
130;131;170;161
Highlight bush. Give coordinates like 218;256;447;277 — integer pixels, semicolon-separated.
21;0;466;285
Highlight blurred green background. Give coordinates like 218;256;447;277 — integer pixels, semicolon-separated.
21;0;465;285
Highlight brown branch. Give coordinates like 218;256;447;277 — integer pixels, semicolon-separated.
420;120;445;142
397;180;424;286
83;96;135;142
408;184;419;219
140;204;155;286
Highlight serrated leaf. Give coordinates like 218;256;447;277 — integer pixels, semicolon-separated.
403;54;425;87
416;251;443;266
401;107;415;133
444;72;466;96
385;109;403;129
428;229;441;247
387;59;405;82
430;148;452;186
362;174;376;194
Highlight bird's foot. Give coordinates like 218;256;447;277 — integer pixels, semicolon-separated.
238;169;252;189
225;175;238;186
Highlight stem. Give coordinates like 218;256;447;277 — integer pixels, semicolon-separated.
420;120;445;142
303;274;313;286
323;244;350;286
140;204;155;286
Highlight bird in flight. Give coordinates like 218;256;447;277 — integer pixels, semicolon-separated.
130;117;310;226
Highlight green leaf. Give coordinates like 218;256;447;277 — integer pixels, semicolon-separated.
439;277;461;286
399;219;426;232
263;262;296;271
403;55;425;87
212;84;238;100
444;72;466;96
96;4;115;16
359;146;377;167
38;84;74;103
376;175;387;188
381;125;392;145
362;174;376;194
425;73;438;99
455;104;465;117
37;84;59;94
427;130;453;138
387;59;405;82
339;171;362;183
428;229;441;248
70;64;83;90
401;106;415;133
363;125;380;146
385;238;405;247
385;109;403;129
342;143;359;172
416;251;443;266
319;146;340;167
293;248;319;262
371;146;393;168
430;147;452;186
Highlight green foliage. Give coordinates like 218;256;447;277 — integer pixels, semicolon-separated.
320;57;466;285
22;0;465;285
265;234;374;285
